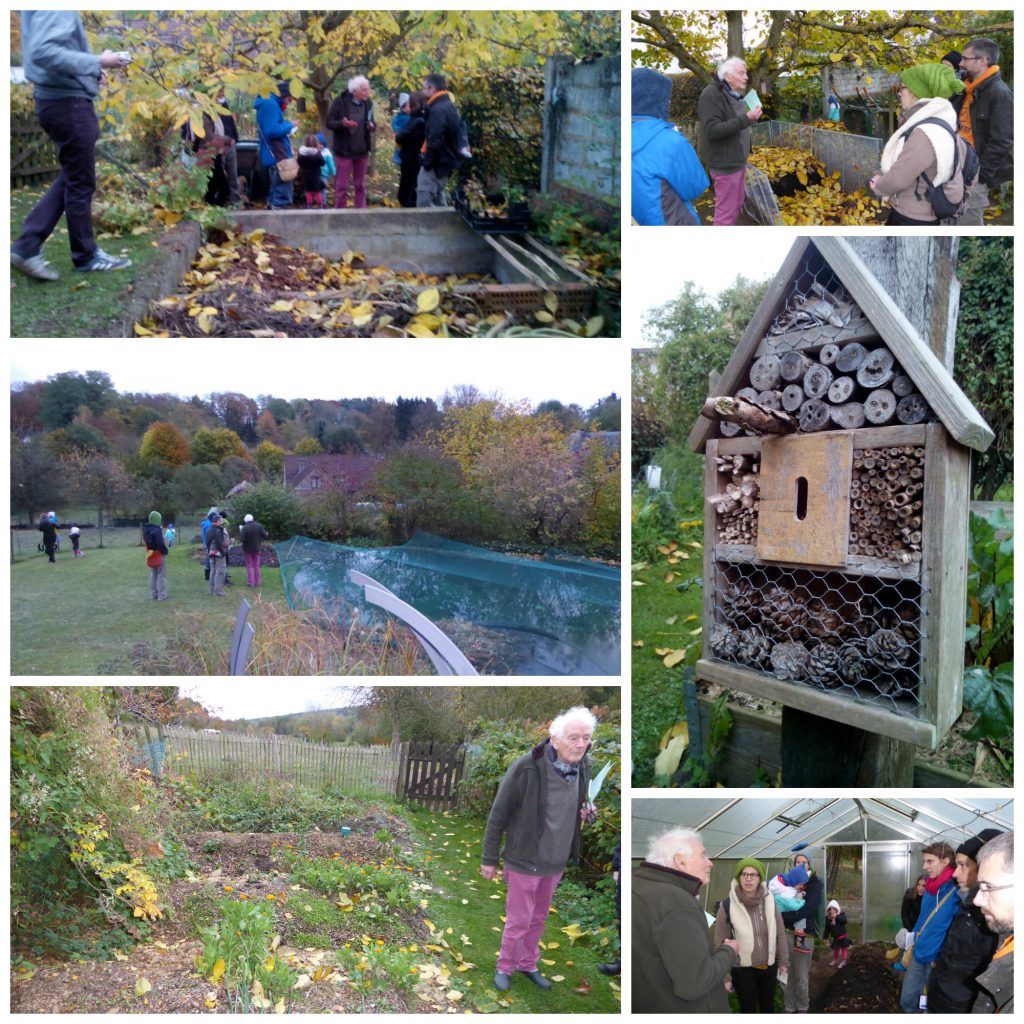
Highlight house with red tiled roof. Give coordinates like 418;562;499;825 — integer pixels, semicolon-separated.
283;454;382;496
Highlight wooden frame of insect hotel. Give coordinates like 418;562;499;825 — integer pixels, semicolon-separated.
688;237;994;749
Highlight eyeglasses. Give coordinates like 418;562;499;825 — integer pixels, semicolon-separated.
976;881;1014;895
961;55;984;62
739;872;761;879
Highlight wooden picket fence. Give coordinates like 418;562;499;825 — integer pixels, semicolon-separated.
132;724;401;798
12;113;60;188
129;724;470;807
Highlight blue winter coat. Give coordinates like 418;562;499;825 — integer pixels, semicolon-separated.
253;94;294;167
631;117;709;226
911;878;960;965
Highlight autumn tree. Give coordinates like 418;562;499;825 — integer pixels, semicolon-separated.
169;464;224;515
361;400;399;452
11;433;66;524
293;436;323;455
254;409;283;446
254;440;286;479
43;422;111;460
191;426;247;465
138;421;191;472
210;392;259;443
39;371;115;429
66;454;135;545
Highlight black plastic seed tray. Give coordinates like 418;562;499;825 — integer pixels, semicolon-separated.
452;190;531;234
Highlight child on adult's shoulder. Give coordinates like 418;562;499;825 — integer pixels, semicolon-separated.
297;133;326;209
825;899;852;968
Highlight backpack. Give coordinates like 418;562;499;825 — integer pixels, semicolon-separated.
899;116;980;219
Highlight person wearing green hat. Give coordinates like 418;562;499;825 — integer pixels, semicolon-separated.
142;511;169;600
869;62;970;225
713;857;789;1013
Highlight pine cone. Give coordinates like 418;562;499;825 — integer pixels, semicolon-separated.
770;641;810;681
736;626;772;666
807;643;843;686
762;585;808;639
709;623;740;659
836;643;865;684
720;578;759;627
866;628;912;672
805;597;844;639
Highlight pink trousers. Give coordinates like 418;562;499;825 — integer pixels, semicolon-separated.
496;870;562;974
710;168;746;225
245;552;261;586
335;157;368;208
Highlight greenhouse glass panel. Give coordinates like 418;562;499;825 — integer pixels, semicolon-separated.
864;843;918;943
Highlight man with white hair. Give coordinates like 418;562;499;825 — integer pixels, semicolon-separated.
696;56;763;225
633;827;739;1012
326;74;376;209
971;829;1014;1013
481;707;596;993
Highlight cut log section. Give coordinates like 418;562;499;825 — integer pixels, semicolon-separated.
735;387;760;403
891;373;915;397
827;375;855;404
896;393;930;424
750;354;782;391
780;350;813;382
819;343;840;365
856;347;896;389
798;398;832;432
782;384;805;412
863;388;897;425
803;362;834;399
835;341;868;373
830;402;866;429
757;389;783;410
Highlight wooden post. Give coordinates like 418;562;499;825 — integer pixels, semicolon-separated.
780;238;958;788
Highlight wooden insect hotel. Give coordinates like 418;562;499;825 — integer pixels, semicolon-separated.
689;238;994;749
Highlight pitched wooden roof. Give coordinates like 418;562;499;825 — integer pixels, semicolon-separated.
687;238;994;454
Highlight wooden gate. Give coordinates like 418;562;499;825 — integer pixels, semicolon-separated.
400;742;467;811
12;114;60;188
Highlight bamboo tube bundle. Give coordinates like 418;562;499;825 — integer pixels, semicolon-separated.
848;446;926;563
710;451;761;545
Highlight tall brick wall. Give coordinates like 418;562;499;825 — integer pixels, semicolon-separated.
541;55;620;210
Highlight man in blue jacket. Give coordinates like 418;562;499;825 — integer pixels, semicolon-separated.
254;82;296;209
631;68;708;225
900;840;960;1013
11;11;132;280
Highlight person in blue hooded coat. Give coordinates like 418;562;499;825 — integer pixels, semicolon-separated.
253;82;296;209
631;68;708;225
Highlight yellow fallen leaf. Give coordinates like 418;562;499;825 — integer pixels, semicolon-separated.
407;322;435;338
197;312;213;334
269;300;295;312
546;943;559;949
135;978;152;997
210;958;225;983
654;734;688;778
632;640;645;648
663;649;688;668
417;287;440;313
584;315;604;337
446;990;464;1002
543;290;559;314
534;310;554;323
552;975;565;982
540;958;556;965
665;615;679;625
293;975;312;990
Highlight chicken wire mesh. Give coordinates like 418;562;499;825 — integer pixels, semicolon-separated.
709;561;927;716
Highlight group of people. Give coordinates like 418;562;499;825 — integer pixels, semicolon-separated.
254;72;466;212
631;36;1012;227
139;506;268;601
633;825;1014;1014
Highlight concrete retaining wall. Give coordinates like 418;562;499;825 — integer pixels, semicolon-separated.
228;208;494;275
541;55;620;203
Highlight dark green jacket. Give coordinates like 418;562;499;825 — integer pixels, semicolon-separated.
633;861;735;1014
481;739;589;874
972;940;1013;1014
697;79;752;173
951;70;1014;188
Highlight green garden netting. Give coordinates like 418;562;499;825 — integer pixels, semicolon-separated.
274;532;620;675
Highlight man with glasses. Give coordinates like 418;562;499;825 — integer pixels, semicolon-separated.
972;830;1014;1013
951;38;1013;226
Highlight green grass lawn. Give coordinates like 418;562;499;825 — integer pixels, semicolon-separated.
403;806;620;1014
10;187;175;338
10;539;288;675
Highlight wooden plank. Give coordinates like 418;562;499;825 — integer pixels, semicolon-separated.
757;433;852;566
688;238;815;453
921;423;971;741
814;238;994;452
714;544;921;581
695;658;937;747
755;320;881;357
702;442;718;662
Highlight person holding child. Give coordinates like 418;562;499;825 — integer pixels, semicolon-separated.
713;857;789;1013
779;851;823;1014
297;133;326;209
768;863;809;947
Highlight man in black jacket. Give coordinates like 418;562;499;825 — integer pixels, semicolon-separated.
952;38;1013;226
416;72;461;207
780;851;823;1014
927;829;1001;1012
481;707;595;993
239;513;268;587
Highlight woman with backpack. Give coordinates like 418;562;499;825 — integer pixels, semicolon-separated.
713;857;789;1013
868;63;972;225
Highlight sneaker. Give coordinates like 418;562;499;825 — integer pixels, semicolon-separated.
11;249;59;281
75;248;132;272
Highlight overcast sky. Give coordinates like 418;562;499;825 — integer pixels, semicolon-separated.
181;681;360;720
624;232;796;343
10;338;624;408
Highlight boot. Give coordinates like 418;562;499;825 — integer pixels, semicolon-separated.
204;567;210;580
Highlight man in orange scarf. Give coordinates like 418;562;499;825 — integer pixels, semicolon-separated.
416;73;462;208
972;829;1014;1013
951;38;1013;226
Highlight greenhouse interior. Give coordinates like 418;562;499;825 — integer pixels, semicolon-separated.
633;797;1013;943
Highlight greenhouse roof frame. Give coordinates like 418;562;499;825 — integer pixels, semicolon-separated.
633;797;1013;860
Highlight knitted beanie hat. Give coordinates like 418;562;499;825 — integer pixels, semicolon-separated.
149;510;162;525
956;828;1003;863
632;67;672;120
902;62;965;99
735;856;766;881
783;862;810;887
940;50;962;72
